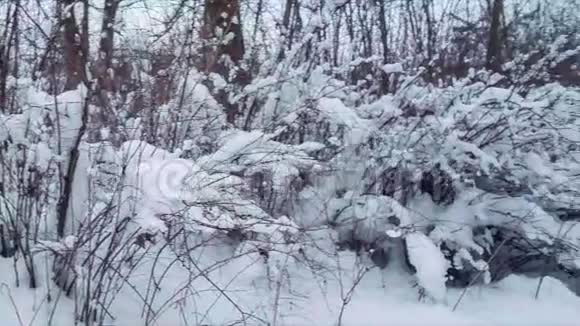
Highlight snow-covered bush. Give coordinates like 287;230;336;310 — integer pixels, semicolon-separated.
2;1;580;324
250;59;580;297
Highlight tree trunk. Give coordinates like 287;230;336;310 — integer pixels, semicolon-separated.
288;0;302;53
62;0;86;91
277;0;294;61
249;0;263;71
0;5;13;113
201;0;245;77
56;0;91;237
87;0;122;144
486;0;504;72
200;0;246;124
376;0;389;64
96;0;120;92
422;0;434;81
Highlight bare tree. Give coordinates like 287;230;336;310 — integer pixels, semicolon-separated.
422;0;435;81
486;0;504;72
376;0;389;64
0;1;21;113
61;0;87;91
96;0;122;92
200;0;245;77
56;0;90;237
278;0;295;61
200;0;246;124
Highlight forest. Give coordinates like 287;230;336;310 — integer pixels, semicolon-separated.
1;0;580;325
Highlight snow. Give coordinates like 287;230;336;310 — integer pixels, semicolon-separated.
296;141;326;153
2;3;580;325
405;232;450;303
318;97;372;146
2;70;580;326
382;63;404;74
1;249;580;326
524;152;567;185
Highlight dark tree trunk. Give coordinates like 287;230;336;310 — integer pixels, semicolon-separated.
422;0;434;81
201;0;245;76
87;0;122;144
376;0;389;64
200;0;246;125
62;0;86;91
486;0;504;72
96;0;121;92
288;0;302;52
0;5;13;113
277;0;294;61
56;0;90;237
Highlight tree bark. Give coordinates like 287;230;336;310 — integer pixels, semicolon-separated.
376;0;389;63
201;0;245;77
56;0;91;237
486;0;504;72
200;0;246;124
277;0;294;61
0;5;13;113
422;0;434;81
96;0;121;92
62;0;86;91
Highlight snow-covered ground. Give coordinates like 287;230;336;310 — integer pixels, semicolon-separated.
1;246;579;326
